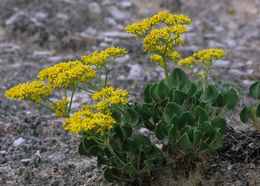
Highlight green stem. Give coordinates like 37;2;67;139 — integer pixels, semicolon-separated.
98;68;103;89
76;85;95;94
106;143;126;166
68;86;76;116
163;56;170;87
38;102;55;112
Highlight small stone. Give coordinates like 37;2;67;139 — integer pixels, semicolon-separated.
118;1;133;9
128;64;145;80
48;56;62;62
226;39;237;48
21;158;31;165
108;6;131;21
104;17;117;26
13;137;25;147
35;12;48;20
88;2;102;16
33;51;53;57
248;142;254;148
212;60;230;67
211;164;218;167
227;164;233;170
103;31;134;39
56;13;69;21
115;54;130;63
0;150;7;155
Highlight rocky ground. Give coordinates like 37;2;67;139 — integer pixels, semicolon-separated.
0;0;260;185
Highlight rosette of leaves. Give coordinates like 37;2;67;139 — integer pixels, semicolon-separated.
240;81;260;130
78;106;166;184
128;68;238;160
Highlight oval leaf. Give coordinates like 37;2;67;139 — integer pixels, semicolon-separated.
249;81;260;99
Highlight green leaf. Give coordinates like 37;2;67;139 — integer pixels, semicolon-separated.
249;81;260;99
187;82;197;97
78;137;99;156
223;88;238;109
198;141;213;153
143;83;152;103
157;80;169;100
111;108;122;123
177;111;195;129
155;121;167;140
169;68;190;91
167;124;176;145
133;103;150;120
142;104;153;117
147;145;166;166
97;153;107;167
193;129;203;146
212;93;225;107
133;134;152;153
124;108;142;129
150;83;160;102
122;139;138;154
104;167;118;182
194;106;209;123
174;133;192;150
208;131;223;151
211;116;227;135
240;105;253;123
256;104;260;117
119;162;139;175
163;102;184;123
171;90;187;105
200;84;218;103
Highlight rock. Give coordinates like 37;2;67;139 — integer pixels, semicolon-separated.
212;60;230;67
104;17;117;26
115;54;130;63
88;2;102;17
225;39;237;48
128;64;145;80
33;51;54;57
48;56;62;63
118;1;133;9
34;12;48;20
108;6;131;21
0;150;7;155
13;137;25;147
103;31;135;39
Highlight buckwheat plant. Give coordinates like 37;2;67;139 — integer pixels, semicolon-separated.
240;81;260;131
5;11;240;185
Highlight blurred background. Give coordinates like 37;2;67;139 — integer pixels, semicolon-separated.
0;0;260;185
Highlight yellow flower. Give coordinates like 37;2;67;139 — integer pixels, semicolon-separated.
125;11;191;40
37;60;96;88
178;56;196;67
5;80;53;103
92;87;130;111
52;98;70;117
150;54;164;67
197;72;204;76
143;25;188;53
170;51;181;61
193;49;225;64
81;47;127;66
63;106;116;135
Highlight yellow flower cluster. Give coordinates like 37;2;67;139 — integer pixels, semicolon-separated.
63;106;116;135
143;25;187;53
150;51;180;68
81;47;127;66
51;98;70;117
37;60;96;88
193;49;225;64
5;80;53;103
125;11;191;39
178;56;196;67
92;87;130;111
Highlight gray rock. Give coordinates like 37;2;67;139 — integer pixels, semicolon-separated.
108;6;131;21
33;51;53;57
103;31;135;39
35;12;48;20
212;60;230;67
118;1;133;9
226;39;237;48
13;137;25;147
104;17;117;26
128;64;145;80
115;54;130;63
0;150;7;155
88;2;102;16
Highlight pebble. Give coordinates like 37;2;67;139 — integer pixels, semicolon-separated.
108;6;131;21
33;51;54;57
88;2;102;16
13;137;25;147
0;150;7;155
128;64;145;80
118;1;133;9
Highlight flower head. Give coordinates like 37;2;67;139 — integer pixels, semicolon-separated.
5;80;53;103
92;87;130;111
81;47;127;66
193;49;225;64
178;56;196;67
37;60;96;88
52;98;70;117
63;106;116;135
